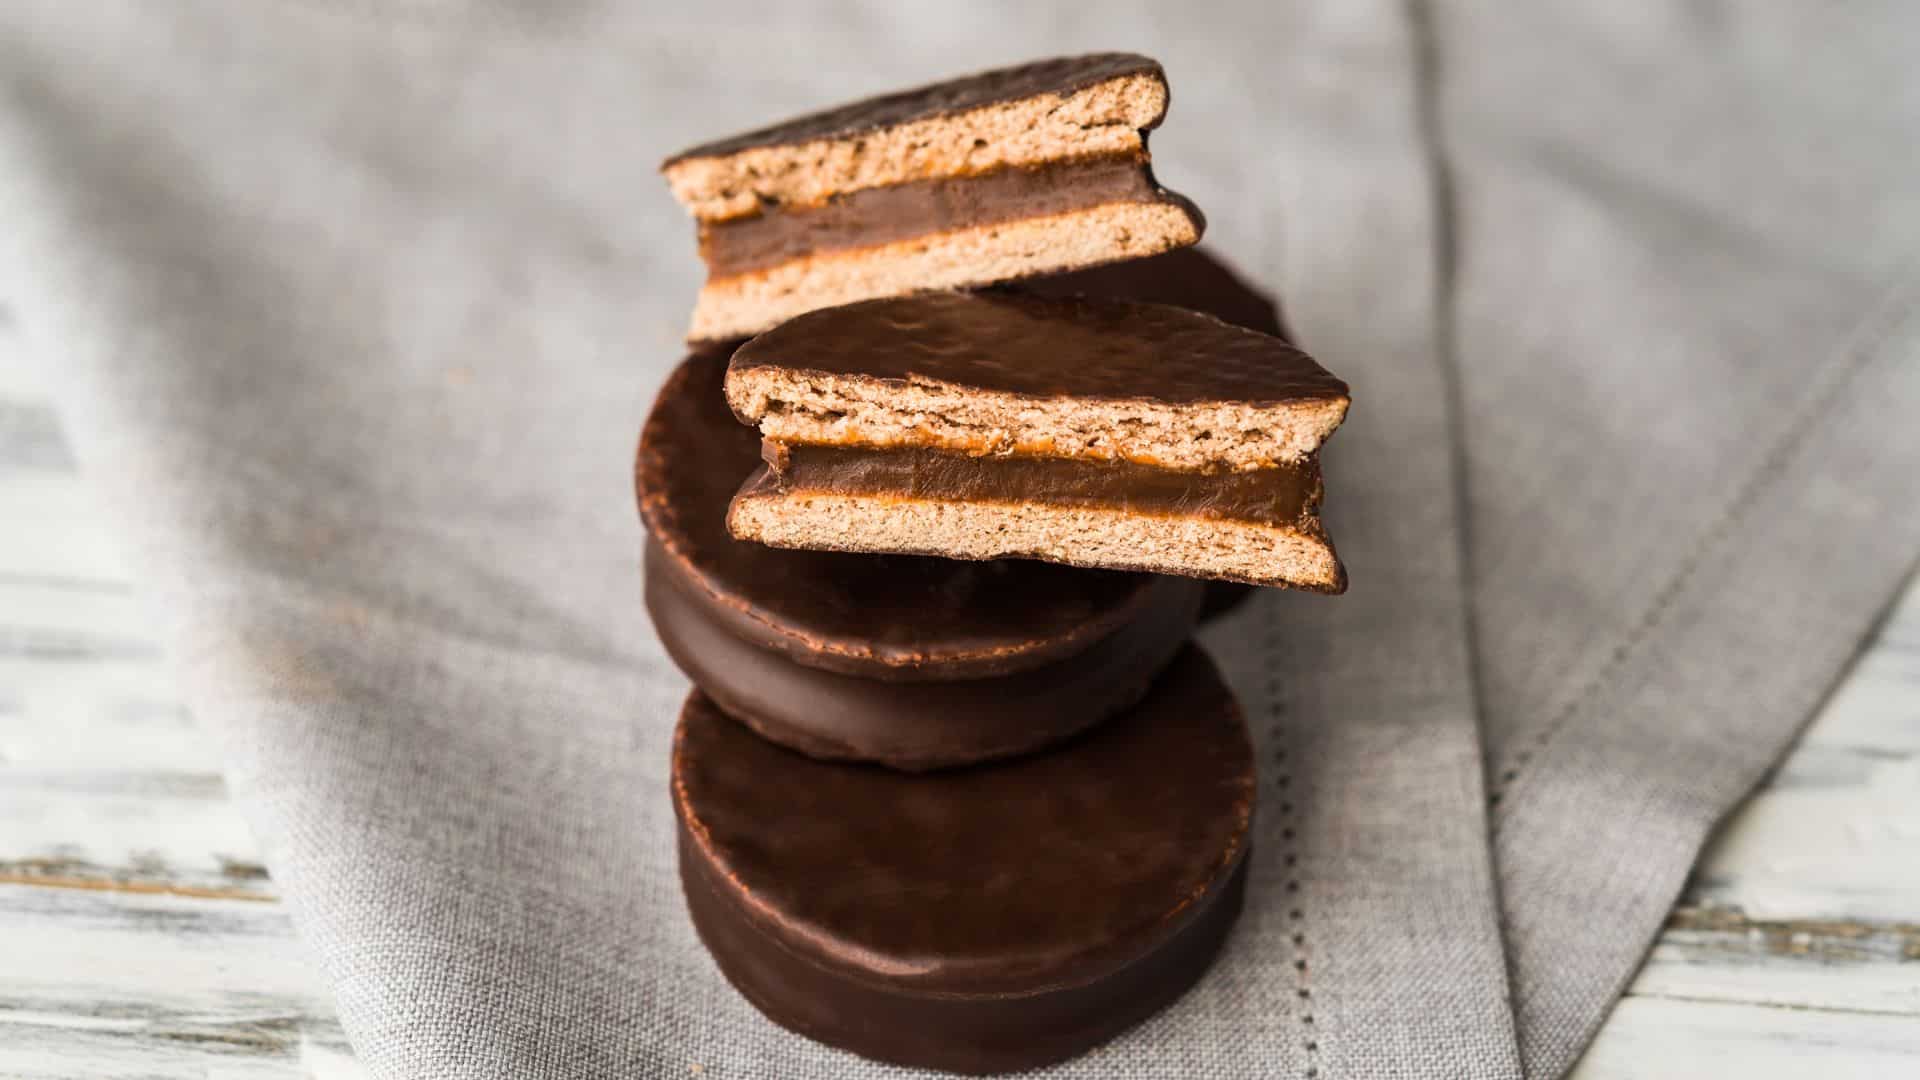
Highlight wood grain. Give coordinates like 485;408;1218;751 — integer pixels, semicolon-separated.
3;337;1917;1077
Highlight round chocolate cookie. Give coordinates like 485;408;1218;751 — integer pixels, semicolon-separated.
646;538;1199;771
1025;246;1294;621
672;646;1253;1074
637;346;1173;680
1021;243;1289;339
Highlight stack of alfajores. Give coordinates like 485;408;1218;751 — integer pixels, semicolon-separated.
638;54;1350;1074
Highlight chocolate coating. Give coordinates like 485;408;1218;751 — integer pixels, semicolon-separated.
752;441;1324;530
1022;244;1289;339
700;154;1170;278
730;290;1347;410
673;646;1253;1073
636;347;1162;679
664;53;1165;164
646;539;1201;770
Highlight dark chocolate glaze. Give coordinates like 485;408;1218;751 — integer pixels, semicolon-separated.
751;440;1325;530
636;347;1161;679
682;831;1246;1075
1022;244;1289;339
664;53;1165;165
647;540;1201;770
700;155;1169;278
672;645;1253;1070
730;290;1347;410
1024;246;1298;621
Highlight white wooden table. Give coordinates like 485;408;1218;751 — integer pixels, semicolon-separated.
3;340;1917;1078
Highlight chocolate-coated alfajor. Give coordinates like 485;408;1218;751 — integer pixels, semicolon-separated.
662;54;1203;342
726;291;1349;589
672;645;1253;1073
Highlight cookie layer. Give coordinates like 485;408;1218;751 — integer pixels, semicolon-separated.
727;291;1347;471
728;457;1344;591
673;646;1253;1074
637;346;1164;678
646;539;1199;770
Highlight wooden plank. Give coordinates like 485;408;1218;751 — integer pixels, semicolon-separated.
0;884;357;1080
1619;583;1920;1022
1686;607;1920;924
1572;996;1920;1080
0;380;131;588
0;382;266;897
1635;908;1920;1017
0;399;73;472
0;469;133;588
0;364;348;1077
0;583;267;899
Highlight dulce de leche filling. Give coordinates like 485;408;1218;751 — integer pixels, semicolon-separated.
699;155;1167;278
752;440;1323;530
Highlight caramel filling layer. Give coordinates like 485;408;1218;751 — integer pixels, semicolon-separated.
751;441;1323;530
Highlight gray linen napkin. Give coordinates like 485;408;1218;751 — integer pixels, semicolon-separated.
2;2;1914;1078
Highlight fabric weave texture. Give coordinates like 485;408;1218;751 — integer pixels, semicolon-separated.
2;2;1915;1077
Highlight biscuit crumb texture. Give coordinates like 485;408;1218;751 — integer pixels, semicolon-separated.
665;73;1166;221
690;201;1198;342
729;492;1346;592
729;368;1348;471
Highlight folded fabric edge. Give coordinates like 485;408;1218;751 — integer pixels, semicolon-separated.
1490;277;1920;1078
